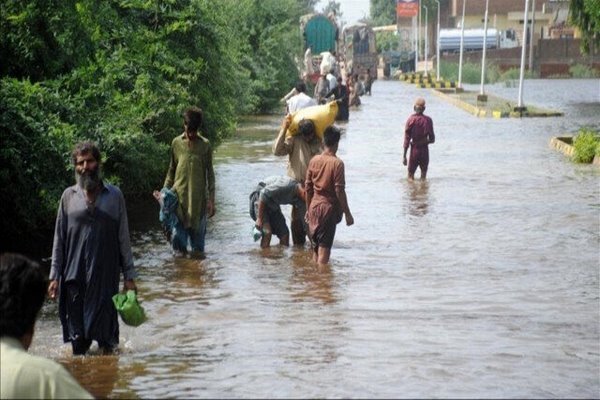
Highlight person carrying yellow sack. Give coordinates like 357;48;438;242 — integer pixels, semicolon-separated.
285;101;338;140
273;101;339;245
273;113;321;246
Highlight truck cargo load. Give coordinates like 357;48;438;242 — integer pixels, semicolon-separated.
439;28;518;53
342;23;378;80
301;13;339;83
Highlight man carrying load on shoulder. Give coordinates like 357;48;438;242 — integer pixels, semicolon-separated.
273;114;322;245
314;66;330;105
403;97;435;181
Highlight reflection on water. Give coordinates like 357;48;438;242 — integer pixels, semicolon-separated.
288;250;336;304
62;355;122;399
30;79;599;398
406;180;430;217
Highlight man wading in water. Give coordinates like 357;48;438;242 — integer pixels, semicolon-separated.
305;126;354;265
48;142;137;355
403;97;435;181
273;115;322;245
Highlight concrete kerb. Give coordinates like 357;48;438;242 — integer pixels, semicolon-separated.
550;136;600;166
431;89;495;118
430;88;563;118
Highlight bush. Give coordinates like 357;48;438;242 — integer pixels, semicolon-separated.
499;67;535;83
376;31;399;53
438;60;501;84
569;64;600;78
0;78;75;244
572;128;600;163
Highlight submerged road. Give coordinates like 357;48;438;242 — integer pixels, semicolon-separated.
32;78;599;398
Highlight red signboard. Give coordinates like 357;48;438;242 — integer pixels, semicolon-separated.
396;0;418;17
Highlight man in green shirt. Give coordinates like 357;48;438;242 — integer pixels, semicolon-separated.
163;107;216;255
1;253;93;399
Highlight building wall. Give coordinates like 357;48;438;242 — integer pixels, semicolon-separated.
440;38;600;77
445;0;570;50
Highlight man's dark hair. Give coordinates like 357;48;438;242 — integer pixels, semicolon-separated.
184;107;203;132
0;253;47;338
295;81;307;94
71;141;101;166
323;125;341;147
298;119;316;138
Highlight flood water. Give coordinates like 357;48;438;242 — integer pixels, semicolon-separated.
31;79;599;398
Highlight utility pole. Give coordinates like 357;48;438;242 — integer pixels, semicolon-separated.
479;0;490;100
435;0;440;82
458;0;466;89
416;0;421;72
424;5;428;75
528;0;536;71
517;0;530;111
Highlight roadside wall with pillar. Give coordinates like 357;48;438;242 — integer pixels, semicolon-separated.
440;38;600;77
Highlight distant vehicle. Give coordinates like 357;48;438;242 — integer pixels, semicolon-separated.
342;23;378;80
300;13;340;83
439;28;519;53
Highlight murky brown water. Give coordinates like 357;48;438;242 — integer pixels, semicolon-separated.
31;79;599;398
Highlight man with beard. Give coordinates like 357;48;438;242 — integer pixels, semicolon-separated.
48;141;137;355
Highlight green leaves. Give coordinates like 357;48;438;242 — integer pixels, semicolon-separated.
569;0;600;55
573;128;600;164
1;0;312;248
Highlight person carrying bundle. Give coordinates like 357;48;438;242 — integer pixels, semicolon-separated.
272;114;322;245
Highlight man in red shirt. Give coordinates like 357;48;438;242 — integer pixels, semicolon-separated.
403;97;435;181
305;126;354;265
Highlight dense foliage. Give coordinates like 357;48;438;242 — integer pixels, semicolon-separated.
321;0;343;21
569;0;600;55
370;0;440;26
376;31;400;52
370;0;396;26
0;0;313;251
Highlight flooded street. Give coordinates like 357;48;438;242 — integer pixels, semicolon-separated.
32;79;599;398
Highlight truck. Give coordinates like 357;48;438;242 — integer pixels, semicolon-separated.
439;28;519;53
342;23;378;80
300;13;340;84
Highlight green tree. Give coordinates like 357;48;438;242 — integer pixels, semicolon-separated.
0;0;311;253
0;0;94;81
370;0;396;26
322;0;343;20
227;0;305;113
569;0;600;55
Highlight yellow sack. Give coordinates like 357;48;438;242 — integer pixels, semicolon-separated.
287;101;338;139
